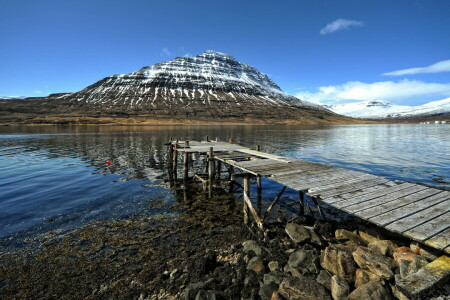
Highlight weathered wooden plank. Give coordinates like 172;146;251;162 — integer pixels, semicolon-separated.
385;199;450;234
403;212;450;242
238;148;291;162
363;190;449;224
321;182;401;204
302;173;377;193
332;183;415;208
233;159;281;168
343;185;429;212
313;178;392;197
288;172;374;192
264;164;341;179
424;228;450;250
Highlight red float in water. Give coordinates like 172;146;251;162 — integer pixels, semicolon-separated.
106;160;112;166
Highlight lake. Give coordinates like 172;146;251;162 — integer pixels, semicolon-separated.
0;124;449;246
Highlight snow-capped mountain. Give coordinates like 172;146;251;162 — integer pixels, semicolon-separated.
0;96;27;100
60;50;315;109
325;98;450;119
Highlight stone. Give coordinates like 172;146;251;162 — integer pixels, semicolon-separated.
407;254;428;275
185;282;207;300
410;242;438;261
354;269;383;288
247;256;265;274
259;283;279;300
268;261;279;272
321;244;356;283
391;284;409;300
393;251;421;266
352;246;396;280
270;292;285;300
393;246;411;254
243;240;262;256
368;240;398;256
330;275;349;300
285;223;323;246
286;249;320;275
335;229;367;246
347;281;392;300
263;272;284;285
399;259;411;279
279;275;332;300
359;230;381;244
396;256;450;299
316;270;332;290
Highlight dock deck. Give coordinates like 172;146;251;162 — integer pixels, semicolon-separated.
171;140;450;254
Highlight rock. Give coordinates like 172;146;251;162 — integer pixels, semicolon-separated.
330;275;349;300
285;223;323;246
393;246;411;254
270;292;285;300
320;244;356;283
243;240;262;256
410;242;438;261
352;246;396;280
259;283;279;300
390;284;409;300
335;229;367;246
368;240;398;256
314;220;334;239
399;259;410;279
407;254;428;275
347;281;392;300
316;270;332;290
354;269;383;288
247;256;265;274
396;256;450;299
263;271;284;285
279;275;332;300
359;230;381;244
286;249;320;276
170;268;180;279
195;290;208;300
185;282;207;300
268;261;279;272
393;251;422;266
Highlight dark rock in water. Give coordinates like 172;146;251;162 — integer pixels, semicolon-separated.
279;275;332;300
321;244;356;283
316;270;332;290
259;283;279;300
285;249;320;275
352;246;396;280
331;275;350;300
347;281;392;300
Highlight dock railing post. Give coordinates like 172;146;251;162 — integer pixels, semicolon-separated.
208;147;214;198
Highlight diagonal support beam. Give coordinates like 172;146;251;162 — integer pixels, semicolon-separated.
262;185;287;222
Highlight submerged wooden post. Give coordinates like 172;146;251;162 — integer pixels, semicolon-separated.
299;191;305;216
173;142;178;181
208;147;214;198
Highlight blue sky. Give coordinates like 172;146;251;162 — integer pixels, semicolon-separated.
1;0;449;105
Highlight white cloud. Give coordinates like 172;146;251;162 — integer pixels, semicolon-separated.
33;90;42;94
161;47;171;56
383;59;450;76
295;80;450;105
320;18;363;35
183;53;192;57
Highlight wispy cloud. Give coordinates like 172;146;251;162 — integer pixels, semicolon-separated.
320;18;363;35
295;80;450;105
160;47;172;56
383;59;450;76
33;90;42;94
183;53;192;57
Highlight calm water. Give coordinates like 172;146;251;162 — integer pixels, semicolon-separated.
0;124;449;244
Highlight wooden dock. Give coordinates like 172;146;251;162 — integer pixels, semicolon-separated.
169;139;450;254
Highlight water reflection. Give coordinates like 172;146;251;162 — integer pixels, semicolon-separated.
0;124;448;242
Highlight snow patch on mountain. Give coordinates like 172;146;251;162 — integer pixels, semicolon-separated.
325;98;450;119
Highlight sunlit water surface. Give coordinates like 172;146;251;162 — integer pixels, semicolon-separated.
0;124;448;245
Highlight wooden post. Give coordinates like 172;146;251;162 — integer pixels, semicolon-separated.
167;143;174;186
206;135;209;142
228;138;234;144
256;145;261;151
229;166;234;192
173;144;178;181
215;137;218;142
243;174;264;230
185;140;190;147
299;191;305;216
313;196;326;220
208;147;214;198
257;176;262;213
216;160;222;180
183;152;189;182
263;185;287;222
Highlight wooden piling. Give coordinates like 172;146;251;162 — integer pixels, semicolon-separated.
228;138;234;144
243;175;263;230
208;147;214;198
299;191;305;216
172;143;178;181
257;175;262;213
256;145;261;151
183;152;189;182
217;160;222;180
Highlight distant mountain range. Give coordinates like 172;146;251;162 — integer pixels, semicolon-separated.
324;98;450;120
0;51;352;125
